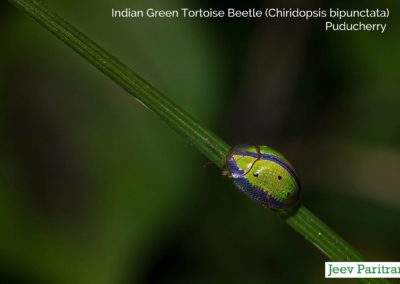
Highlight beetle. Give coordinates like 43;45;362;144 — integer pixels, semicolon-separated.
224;144;301;209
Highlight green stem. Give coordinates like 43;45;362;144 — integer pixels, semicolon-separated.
278;206;363;261
8;1;389;283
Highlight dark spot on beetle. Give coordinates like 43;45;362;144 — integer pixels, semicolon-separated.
278;176;282;180
253;172;259;177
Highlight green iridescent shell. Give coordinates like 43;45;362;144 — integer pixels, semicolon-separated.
225;144;301;209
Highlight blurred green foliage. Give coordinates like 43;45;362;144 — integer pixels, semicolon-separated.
1;0;399;283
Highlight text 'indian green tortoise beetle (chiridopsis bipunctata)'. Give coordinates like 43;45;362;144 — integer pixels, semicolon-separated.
225;144;301;209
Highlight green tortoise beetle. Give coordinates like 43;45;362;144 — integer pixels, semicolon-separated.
224;144;301;209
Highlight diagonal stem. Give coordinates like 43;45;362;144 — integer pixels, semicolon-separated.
7;1;390;283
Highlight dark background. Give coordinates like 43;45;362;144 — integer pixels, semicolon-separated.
1;0;399;283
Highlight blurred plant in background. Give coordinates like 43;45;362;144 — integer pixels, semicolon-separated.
0;0;399;283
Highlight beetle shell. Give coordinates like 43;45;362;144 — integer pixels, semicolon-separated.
226;144;300;209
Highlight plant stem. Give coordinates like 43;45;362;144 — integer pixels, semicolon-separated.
9;0;230;169
278;206;363;261
8;1;389;283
